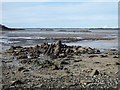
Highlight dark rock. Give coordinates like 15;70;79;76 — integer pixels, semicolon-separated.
74;59;82;62
20;59;28;64
54;45;61;56
100;54;108;58
11;80;24;86
56;40;62;45
61;60;69;65
90;69;99;76
52;64;63;70
16;54;28;59
113;56;119;58
23;69;29;72
106;63;111;66
93;62;100;64
18;67;25;72
65;48;70;53
59;53;66;58
89;55;98;58
115;62;120;65
45;44;53;55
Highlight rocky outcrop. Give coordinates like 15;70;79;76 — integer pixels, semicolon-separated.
7;40;100;59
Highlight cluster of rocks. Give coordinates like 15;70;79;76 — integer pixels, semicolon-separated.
7;40;100;60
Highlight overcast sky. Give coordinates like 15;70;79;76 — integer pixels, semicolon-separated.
1;1;119;28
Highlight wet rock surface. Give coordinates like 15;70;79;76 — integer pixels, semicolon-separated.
1;41;119;89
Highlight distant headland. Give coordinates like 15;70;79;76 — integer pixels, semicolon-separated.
0;24;24;31
0;24;118;31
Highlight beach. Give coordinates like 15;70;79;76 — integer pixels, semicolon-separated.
1;29;119;89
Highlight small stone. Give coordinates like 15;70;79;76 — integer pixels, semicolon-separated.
100;54;108;58
115;62;120;65
61;60;69;65
18;67;25;72
74;59;82;62
90;69;99;76
11;80;24;86
93;62;100;64
89;55;98;58
80;80;92;85
113;56;118;58
106;63;111;66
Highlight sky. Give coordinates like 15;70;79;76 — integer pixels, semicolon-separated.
1;0;119;28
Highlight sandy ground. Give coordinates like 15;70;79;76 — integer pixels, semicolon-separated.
0;30;119;89
1;43;119;89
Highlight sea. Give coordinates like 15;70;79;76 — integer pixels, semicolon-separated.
0;29;118;51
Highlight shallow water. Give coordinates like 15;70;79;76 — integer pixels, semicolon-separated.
65;40;118;50
1;29;118;50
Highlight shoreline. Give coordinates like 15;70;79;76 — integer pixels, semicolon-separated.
1;41;119;89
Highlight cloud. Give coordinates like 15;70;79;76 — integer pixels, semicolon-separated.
2;2;118;28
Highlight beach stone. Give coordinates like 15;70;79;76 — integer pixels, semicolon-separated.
106;63;111;66
90;69;99;76
80;80;92;85
113;56;118;58
56;40;62;45
89;55;98;58
11;80;24;86
77;47;86;54
74;59;82;62
115;62;120;65
93;49;100;54
18;67;25;72
16;54;28;59
65;48;70;53
45;44;53;55
94;62;100;64
59;53;66;58
20;59;28;64
61;60;70;65
52;64;63;70
54;46;60;55
100;54;108;58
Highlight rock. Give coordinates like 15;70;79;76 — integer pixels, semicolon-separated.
18;67;25;72
80;80;92;85
56;40;62;45
93;49;100;54
11;80;24;86
93;62;100;64
90;69;99;76
115;62;120;65
61;60;70;65
77;47;86;54
59;53;66;58
20;59;28;64
52;64;63;70
34;84;43;88
113;56;118;58
89;55;98;58
65;48;70;53
10;46;22;50
54;45;61;56
16;54;28;59
45;44;53;55
74;59;82;62
100;54;108;58
106;63;111;66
